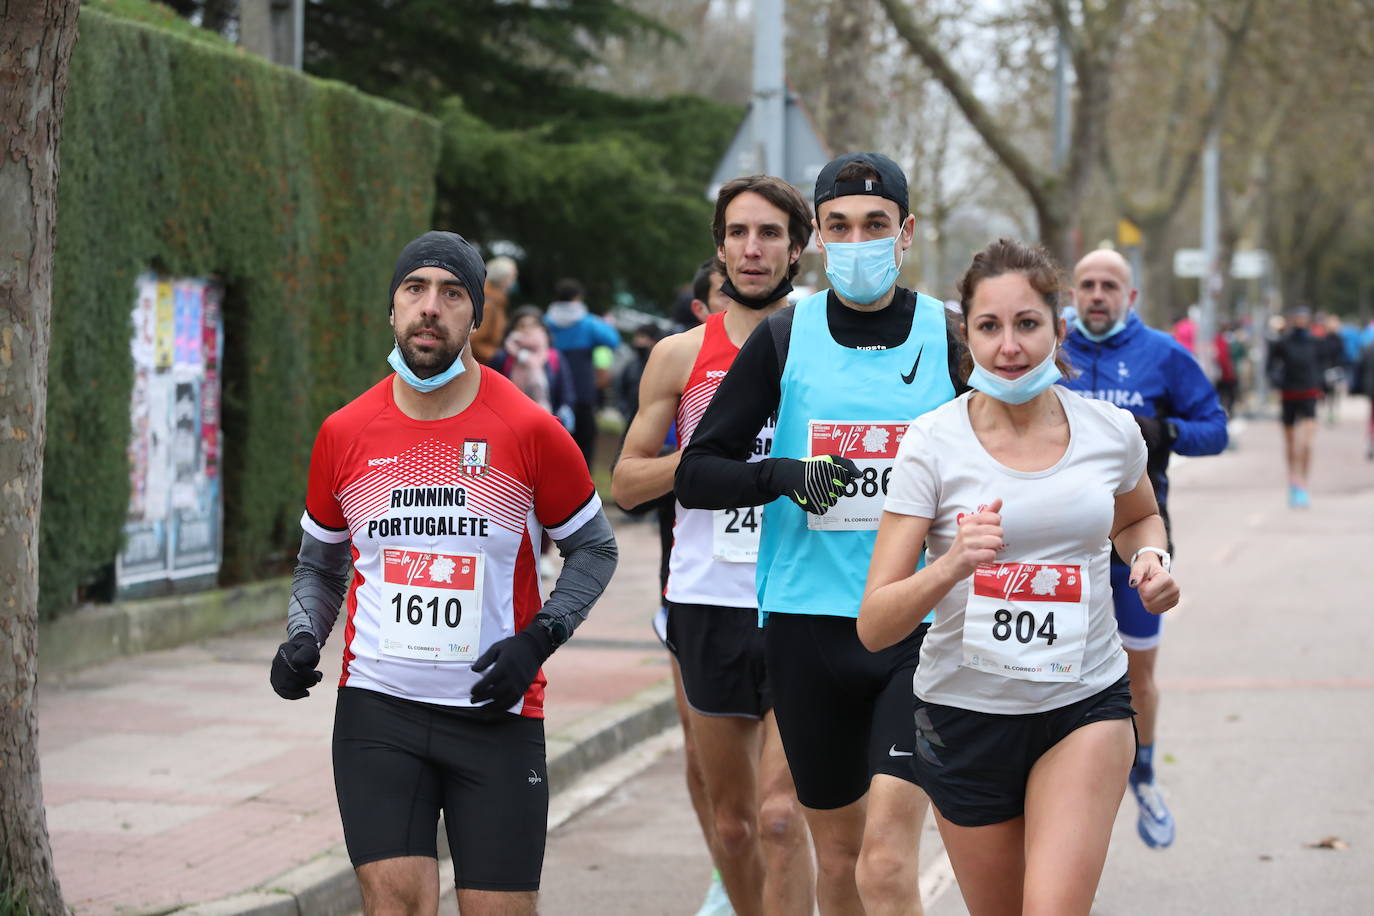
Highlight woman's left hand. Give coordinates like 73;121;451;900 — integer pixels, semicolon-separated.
1129;557;1179;615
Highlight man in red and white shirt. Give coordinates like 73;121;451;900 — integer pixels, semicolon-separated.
611;176;814;916
269;231;617;915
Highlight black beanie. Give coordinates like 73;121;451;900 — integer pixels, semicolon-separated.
389;231;487;328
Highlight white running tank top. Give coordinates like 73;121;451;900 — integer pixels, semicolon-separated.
666;312;773;608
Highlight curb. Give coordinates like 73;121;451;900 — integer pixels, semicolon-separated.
172;680;679;915
39;578;291;677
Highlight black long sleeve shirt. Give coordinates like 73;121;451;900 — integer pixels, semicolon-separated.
675;289;966;509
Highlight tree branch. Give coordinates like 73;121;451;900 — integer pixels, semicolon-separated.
875;0;1050;213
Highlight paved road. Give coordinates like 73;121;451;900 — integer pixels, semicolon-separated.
536;403;1374;914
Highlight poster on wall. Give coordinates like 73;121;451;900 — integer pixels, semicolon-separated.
116;274;224;596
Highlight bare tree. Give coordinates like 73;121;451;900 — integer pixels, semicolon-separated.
0;0;82;910
1100;0;1258;321
821;0;878;152
877;0;1130;268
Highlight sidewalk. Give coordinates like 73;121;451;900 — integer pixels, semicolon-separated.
37;508;676;916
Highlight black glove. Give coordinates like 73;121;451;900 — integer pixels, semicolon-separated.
766;455;859;515
470;625;556;712
1133;415;1173;456
270;631;323;700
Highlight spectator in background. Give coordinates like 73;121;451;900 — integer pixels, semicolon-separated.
1353;334;1374;460
1268;306;1323;507
545;278;623;466
1214;323;1239;417
617;324;667;425
672;257;732;333
1317;313;1348;424
469;256;518;365
1172;310;1198;356
491;306;575;431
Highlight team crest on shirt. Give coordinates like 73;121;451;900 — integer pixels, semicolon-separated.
460;439;490;477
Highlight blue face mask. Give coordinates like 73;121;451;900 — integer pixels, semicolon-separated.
1073;314;1126;342
967;346;1063;405
824;234;902;305
388;344;466;393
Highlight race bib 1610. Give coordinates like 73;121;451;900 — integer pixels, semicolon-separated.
379;548;485;661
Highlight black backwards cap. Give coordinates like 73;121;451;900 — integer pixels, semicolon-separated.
813;152;910;221
389;231;487;328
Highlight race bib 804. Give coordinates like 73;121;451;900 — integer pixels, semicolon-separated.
961;560;1087;682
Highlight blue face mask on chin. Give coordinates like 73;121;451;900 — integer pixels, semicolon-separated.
1073;314;1126;342
824;234;902;305
388;344;466;393
967;346;1063;405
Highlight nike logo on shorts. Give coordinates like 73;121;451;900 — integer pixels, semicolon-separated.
901;346;924;384
888;745;914;757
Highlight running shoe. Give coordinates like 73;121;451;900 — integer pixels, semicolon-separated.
694;870;735;916
1291;487;1311;509
1130;771;1176;849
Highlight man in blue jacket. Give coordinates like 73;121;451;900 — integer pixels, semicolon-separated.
545;278;622;466
1062;249;1228;850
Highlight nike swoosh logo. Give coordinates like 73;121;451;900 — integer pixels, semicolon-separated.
888;745;914;757
901;345;924;384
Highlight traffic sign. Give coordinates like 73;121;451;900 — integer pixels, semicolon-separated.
707;92;831;200
1173;248;1270;279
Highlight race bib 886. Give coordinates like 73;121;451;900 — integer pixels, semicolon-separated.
806;420;908;531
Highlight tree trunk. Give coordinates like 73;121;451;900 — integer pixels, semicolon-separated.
0;0;81;910
1137;212;1179;327
822;0;875;153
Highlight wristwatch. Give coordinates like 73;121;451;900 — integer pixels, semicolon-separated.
533;613;571;648
1129;546;1172;572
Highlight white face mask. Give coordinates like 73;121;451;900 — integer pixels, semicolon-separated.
388;344;466;393
1074;314;1126;342
823;234;903;305
966;345;1063;405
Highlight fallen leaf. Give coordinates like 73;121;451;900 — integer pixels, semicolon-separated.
1305;836;1349;850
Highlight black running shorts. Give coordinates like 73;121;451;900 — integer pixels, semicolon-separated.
1281;396;1319;426
332;686;548;891
665;601;771;718
913;675;1135;828
763;613;928;810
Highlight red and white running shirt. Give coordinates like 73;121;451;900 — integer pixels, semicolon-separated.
666;312;773;608
302;368;600;717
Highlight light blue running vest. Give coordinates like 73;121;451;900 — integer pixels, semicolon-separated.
757;289;956;622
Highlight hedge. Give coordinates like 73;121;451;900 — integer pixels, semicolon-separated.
41;6;440;617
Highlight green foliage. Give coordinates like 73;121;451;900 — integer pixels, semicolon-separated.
436;92;741;309
0;870;33;916
303;0;674;117
42;7;439;616
81;0;233;48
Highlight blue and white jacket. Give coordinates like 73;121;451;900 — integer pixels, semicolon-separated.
1060;312;1227;509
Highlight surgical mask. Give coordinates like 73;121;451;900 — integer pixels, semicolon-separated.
388;344;466;393
1073;314;1126;342
823;235;902;305
967;345;1063;405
